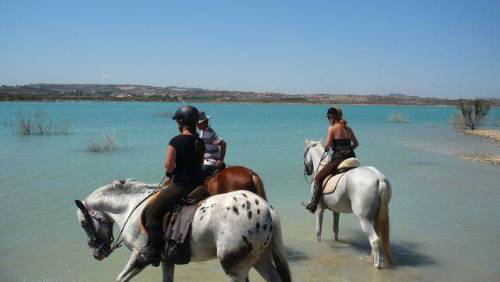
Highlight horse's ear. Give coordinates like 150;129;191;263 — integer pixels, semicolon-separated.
305;139;310;145
75;199;85;210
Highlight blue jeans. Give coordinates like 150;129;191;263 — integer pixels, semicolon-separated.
202;165;218;178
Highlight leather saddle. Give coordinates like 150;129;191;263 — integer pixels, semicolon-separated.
322;158;360;195
140;185;209;264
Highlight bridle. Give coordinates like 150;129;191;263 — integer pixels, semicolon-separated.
76;176;166;258
303;143;329;184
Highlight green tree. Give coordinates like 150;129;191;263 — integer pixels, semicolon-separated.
456;99;491;130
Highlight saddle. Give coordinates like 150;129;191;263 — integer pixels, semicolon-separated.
141;185;209;265
322;158;360;195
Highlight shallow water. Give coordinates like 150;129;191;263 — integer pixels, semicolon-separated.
0;102;499;281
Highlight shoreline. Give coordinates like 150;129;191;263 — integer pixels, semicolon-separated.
464;129;500;144
460;129;500;166
0;95;466;107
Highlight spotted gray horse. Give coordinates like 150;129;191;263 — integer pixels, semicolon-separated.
75;179;291;282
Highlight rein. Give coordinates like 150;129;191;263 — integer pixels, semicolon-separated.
110;175;167;251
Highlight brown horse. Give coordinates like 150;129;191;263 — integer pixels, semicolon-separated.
205;166;267;199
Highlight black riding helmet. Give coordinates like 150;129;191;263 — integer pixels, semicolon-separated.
172;105;200;127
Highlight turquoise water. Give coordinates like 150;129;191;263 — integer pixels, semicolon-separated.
0;102;499;281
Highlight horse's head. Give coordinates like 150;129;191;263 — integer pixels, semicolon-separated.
75;199;114;261
304;139;323;175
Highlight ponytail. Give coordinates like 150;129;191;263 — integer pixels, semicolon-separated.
339;119;347;128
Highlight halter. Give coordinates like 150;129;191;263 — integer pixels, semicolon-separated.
303;143;329;184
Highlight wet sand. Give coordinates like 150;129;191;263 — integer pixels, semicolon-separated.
464;129;500;144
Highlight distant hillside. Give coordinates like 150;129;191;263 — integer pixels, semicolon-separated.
1;83;498;106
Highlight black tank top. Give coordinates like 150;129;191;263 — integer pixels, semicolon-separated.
168;134;205;190
331;138;355;160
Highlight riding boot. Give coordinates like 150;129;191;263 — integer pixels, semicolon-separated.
140;222;162;267
304;182;322;214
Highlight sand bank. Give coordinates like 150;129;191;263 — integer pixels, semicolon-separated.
460;153;500;166
464;129;500;144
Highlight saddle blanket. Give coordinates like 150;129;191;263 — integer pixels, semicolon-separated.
162;204;198;264
322;172;348;195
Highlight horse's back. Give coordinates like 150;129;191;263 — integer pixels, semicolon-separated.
207;166;266;199
324;166;383;214
190;191;272;262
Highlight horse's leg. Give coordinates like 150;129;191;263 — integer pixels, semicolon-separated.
333;212;340;241
316;206;324;242
116;250;148;282
358;217;380;268
253;250;281;281
161;262;175;282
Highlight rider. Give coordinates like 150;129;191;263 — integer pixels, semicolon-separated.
304;107;359;213
196;111;227;178
142;105;205;267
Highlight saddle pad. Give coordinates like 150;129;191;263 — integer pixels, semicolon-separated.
322;172;348;195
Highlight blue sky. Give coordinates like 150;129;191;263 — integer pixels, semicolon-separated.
1;0;499;98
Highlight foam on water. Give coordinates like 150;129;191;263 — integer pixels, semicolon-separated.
0;102;499;281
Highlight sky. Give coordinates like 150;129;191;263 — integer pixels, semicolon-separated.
1;0;499;98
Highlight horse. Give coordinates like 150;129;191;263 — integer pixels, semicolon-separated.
74;179;290;282
206;166;267;200
303;140;394;268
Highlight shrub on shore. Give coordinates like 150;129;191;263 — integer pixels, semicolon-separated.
86;134;120;153
453;99;491;130
387;112;408;123
7;110;71;135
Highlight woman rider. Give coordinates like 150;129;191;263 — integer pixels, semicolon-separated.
142;105;205;267
304;107;359;213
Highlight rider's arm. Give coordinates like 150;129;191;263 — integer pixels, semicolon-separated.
349;127;359;149
165;145;176;174
322;126;335;151
219;140;226;162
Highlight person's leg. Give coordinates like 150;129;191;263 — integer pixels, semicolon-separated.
202;164;216;178
143;184;185;266
305;161;339;213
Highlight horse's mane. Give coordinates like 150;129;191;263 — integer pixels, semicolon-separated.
87;179;156;201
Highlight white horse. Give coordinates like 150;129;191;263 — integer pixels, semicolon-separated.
303;140;394;268
74;179;291;282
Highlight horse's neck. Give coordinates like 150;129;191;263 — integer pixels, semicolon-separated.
86;193;144;228
312;146;326;171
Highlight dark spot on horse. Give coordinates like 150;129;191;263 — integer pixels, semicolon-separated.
119;179;126;185
226;207;230;211
245;200;251;210
256;222;260;232
242;235;250;245
200;216;204;221
257;209;260;215
232;206;239;215
247;230;252;235
255;199;259;205
242;203;246;209
247;210;252;219
233;197;238;202
242;193;248;198
263;224;267;231
269;225;273;232
211;204;216;208
270;205;274;210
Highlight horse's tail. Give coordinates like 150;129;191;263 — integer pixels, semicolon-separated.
377;177;394;265
269;208;291;282
251;171;267;200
